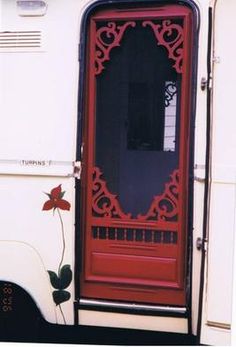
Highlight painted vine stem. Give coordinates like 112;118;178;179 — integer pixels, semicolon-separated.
42;184;72;324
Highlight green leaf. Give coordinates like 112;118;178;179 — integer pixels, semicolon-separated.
59;191;65;199
48;271;61;289
48;265;72;290
59;265;72;290
53;290;71;306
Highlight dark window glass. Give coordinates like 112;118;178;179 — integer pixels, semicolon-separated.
95;20;181;216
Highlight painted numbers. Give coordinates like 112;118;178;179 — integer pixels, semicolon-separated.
1;283;13;312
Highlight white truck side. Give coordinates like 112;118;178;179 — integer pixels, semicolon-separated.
0;0;235;345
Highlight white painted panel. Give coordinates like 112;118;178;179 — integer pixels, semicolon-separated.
0;240;57;323
0;159;74;176
0;175;75;324
200;0;236;344
231;191;236;346
0;0;80;161
207;183;235;324
79;310;188;333
200;325;231;346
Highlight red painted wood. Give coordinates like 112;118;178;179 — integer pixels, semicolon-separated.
89;252;178;285
80;4;193;306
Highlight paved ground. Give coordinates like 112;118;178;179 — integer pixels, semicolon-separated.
0;308;199;347
0;282;198;345
1;321;198;345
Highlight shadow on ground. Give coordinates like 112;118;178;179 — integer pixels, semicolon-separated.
1;317;198;346
0;282;197;345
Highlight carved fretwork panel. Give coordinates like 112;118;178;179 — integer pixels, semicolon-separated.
165;81;177;107
92;167;132;219
94;20;184;75
95;21;136;75
92;226;178;244
143;20;184;73
137;170;179;222
92;166;179;223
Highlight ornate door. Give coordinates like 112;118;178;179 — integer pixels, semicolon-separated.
80;4;193;306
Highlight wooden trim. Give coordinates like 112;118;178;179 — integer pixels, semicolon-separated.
80;3;193;306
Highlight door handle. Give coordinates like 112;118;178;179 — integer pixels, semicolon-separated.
73;161;82;179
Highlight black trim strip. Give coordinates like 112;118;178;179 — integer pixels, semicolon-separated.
196;6;213;344
185;0;201;337
74;301;79;325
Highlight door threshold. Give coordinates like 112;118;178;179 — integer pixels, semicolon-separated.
78;307;188;333
79;298;187;317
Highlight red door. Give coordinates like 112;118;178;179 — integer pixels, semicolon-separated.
80;4;193;306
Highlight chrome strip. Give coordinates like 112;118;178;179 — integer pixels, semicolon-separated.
207;321;231;330
79;299;187;314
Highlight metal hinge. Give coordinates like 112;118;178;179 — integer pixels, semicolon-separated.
73;161;82;179
200;77;208;91
194;176;205;183
196;237;208;252
200;76;212;91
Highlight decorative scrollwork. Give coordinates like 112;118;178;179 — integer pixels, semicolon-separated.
95;21;136;75
92;167;132;219
165;81;177;107
143;20;184;73
137;170;179;222
92;167;179;222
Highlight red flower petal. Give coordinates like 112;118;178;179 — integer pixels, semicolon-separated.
56;199;71;211
42;200;55;211
50;185;62;199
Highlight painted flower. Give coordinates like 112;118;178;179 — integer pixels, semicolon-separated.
42;185;71;211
